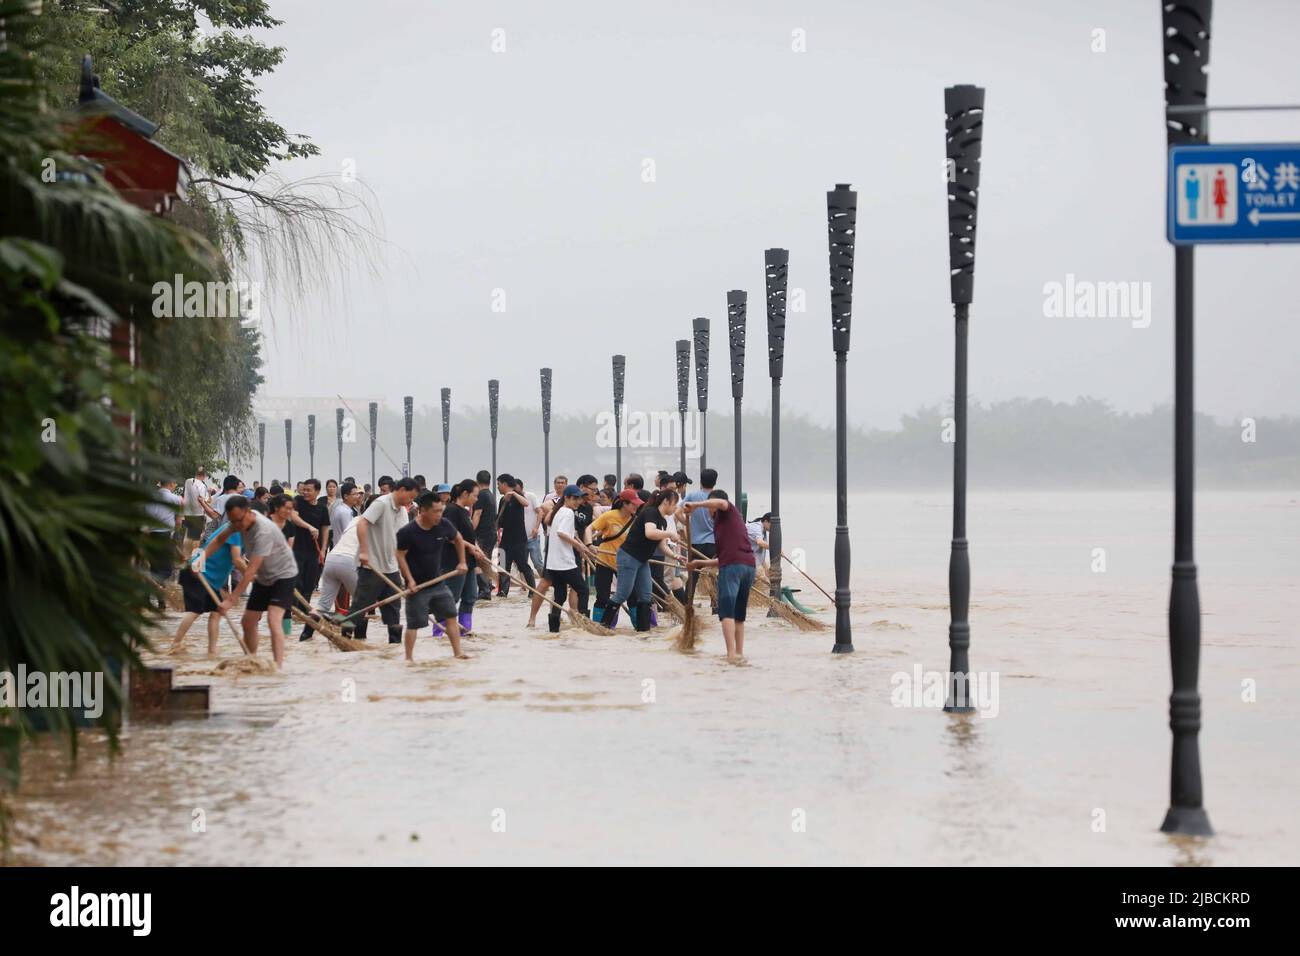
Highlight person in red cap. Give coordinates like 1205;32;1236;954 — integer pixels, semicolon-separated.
588;489;641;627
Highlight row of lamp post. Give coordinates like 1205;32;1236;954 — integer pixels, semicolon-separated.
234;54;1209;841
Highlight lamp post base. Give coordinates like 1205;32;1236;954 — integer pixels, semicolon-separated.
1160;805;1213;837
831;642;854;655
942;701;976;715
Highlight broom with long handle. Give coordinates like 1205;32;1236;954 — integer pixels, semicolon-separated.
779;551;835;605
683;541;829;632
484;556;615;636
331;567;466;626
184;567;283;671
291;589;366;651
670;518;700;650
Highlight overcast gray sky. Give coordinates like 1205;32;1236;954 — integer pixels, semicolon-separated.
249;0;1300;431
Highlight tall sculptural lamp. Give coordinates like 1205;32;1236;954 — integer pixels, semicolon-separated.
335;408;344;484
942;84;985;711
1159;0;1214;836
826;184;857;654
441;388;451;484
488;379;499;503
693;318;709;473
726;291;747;510
612;356;626;482
284;418;293;487
258;421;265;487
368;402;378;490
403;395;414;479
541;368;553;491
308;414;316;480
675;341;691;473
765;248;789;610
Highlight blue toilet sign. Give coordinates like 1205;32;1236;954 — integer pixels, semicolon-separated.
1168;143;1300;244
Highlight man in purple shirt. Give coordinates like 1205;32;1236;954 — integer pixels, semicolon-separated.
685;489;755;662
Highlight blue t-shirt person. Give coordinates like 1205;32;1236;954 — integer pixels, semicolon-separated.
197;522;242;590
684;489;714;543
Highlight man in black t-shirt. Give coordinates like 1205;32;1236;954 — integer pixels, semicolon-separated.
291;478;331;609
395;493;468;661
574;474;598;543
471;469;497;599
495;474;535;597
443;480;486;634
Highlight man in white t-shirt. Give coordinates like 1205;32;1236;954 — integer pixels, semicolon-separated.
352;477;419;643
541;484;594;632
181;467;211;542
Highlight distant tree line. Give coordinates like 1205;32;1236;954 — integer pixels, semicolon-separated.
248;396;1299;491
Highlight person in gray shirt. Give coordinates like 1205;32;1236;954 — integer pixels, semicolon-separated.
351;478;419;643
207;494;300;667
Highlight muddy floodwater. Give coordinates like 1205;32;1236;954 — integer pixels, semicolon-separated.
6;490;1298;865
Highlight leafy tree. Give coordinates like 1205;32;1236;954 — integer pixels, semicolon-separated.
0;0;226;841
28;0;348;472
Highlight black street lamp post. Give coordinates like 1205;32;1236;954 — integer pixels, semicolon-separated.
441;388;451;484
336;408;344;483
727;290;746;509
693;318;709;473
284;418;293;487
368;402;378;490
827;183;857;654
1159;0;1214;837
612;355;626;481
943;84;985;712
488;379;499;502
765;248;789;610
404;395;413;479
258;421;265;487
308;413;316;480
541;368;552;491
675;340;690;473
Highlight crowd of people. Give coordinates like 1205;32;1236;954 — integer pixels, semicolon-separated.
148;463;776;664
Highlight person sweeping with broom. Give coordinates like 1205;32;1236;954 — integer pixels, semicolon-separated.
537;484;597;633
172;516;246;655
684;490;755;662
609;489;679;633
587;489;641;627
395;492;469;661
208;494;301;667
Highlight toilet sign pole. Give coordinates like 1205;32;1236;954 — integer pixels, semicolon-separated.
1160;0;1213;837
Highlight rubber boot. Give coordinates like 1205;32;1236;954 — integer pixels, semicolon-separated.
634;602;652;633
458;612;473;636
431;620;445;637
387;624;402;645
300;621;315;642
282;616;293;636
590;602;606;624
605;607;620;630
547;609;562;633
649;607;658;628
